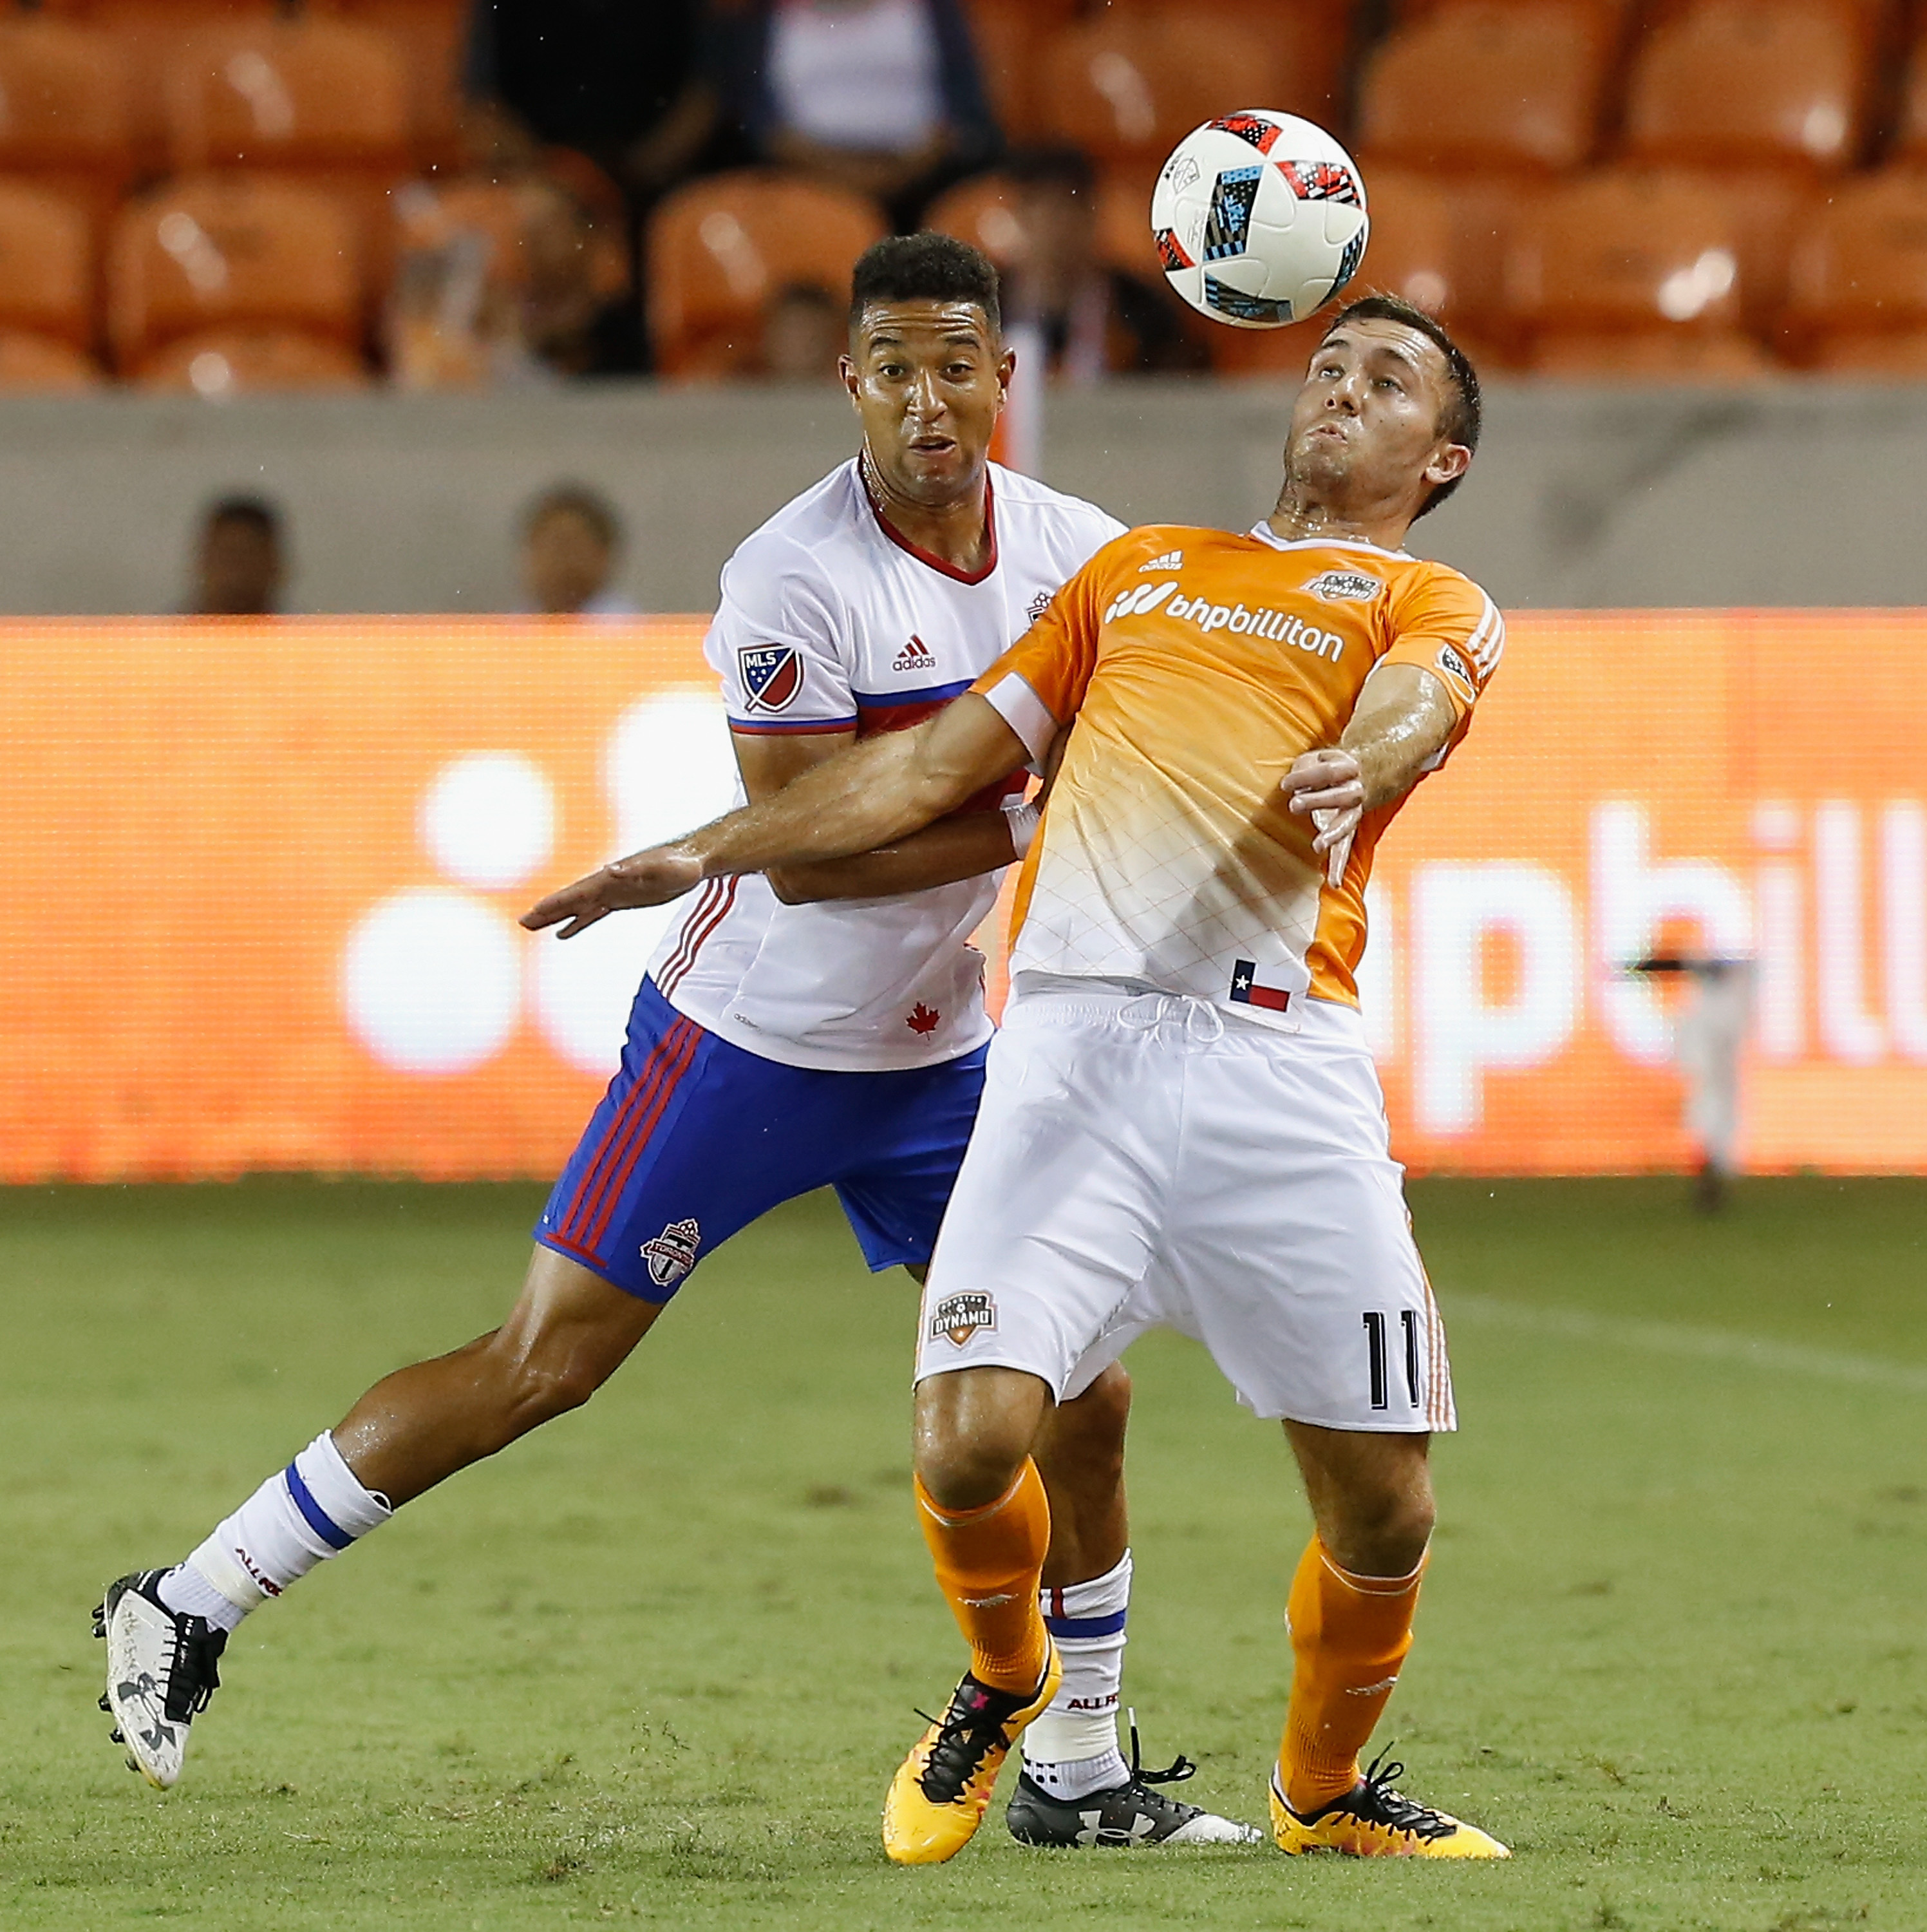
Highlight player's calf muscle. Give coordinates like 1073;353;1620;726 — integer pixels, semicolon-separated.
332;1256;662;1503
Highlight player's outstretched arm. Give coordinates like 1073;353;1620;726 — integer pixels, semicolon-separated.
522;693;1030;938
1280;663;1458;887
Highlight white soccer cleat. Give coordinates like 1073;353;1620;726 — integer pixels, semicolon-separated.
94;1571;227;1790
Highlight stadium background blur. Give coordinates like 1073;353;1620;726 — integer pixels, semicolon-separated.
0;0;1920;1182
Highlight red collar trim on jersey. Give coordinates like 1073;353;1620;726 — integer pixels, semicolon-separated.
862;462;999;586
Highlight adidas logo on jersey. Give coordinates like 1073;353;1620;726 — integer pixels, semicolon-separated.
1139;549;1183;573
893;634;937;673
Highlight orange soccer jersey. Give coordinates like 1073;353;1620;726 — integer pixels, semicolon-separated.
973;523;1504;1016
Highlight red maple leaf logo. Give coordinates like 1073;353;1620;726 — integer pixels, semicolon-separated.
906;1002;941;1035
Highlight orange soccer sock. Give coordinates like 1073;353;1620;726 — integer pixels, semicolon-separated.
915;1461;1053;1696
1279;1534;1427;1815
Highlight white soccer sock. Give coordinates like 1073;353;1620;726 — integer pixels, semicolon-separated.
1022;1548;1133;1799
158;1432;393;1634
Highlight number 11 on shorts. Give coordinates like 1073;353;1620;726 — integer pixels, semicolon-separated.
1362;1310;1421;1411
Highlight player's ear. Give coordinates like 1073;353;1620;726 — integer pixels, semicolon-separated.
1423;441;1471;493
839;350;861;408
996;344;1016;404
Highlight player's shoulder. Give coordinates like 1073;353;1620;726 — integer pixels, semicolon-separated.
988;464;1128;547
1384;547;1494;603
720;462;867;598
1380;549;1503;631
1077;522;1223;579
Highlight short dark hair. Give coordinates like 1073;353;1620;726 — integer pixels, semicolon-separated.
1321;292;1481;517
849;232;1000;336
525;483;620;549
202;494;281;539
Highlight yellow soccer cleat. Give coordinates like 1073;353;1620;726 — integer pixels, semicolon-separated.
883;1645;1062;1865
1270;1751;1510;1859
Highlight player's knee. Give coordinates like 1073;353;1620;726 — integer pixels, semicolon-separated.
485;1333;612;1436
917;1434;1028;1512
1331;1479;1434;1577
912;1368;1044;1511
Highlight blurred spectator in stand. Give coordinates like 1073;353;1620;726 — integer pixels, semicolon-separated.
704;0;999;227
522;486;636;616
189;497;285;616
1000;147;1206;381
464;1;717;206
462;0;717;368
754;281;845;380
387;174;631;387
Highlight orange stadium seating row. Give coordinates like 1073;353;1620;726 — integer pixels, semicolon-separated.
3;0;1927;386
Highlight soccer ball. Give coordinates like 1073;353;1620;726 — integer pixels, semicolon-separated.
1150;111;1369;330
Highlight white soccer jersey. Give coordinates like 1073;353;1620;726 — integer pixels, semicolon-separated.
648;458;1125;1071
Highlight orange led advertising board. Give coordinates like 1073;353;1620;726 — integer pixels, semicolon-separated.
0;612;1922;1181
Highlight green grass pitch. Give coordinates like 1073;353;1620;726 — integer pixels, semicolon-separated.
5;1176;1925;1931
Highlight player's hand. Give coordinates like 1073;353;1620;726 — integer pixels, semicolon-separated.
1281;748;1364;888
520;846;706;939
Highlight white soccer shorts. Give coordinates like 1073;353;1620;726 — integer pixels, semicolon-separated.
914;977;1455;1431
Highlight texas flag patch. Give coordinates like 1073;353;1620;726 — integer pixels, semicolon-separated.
738;643;803;713
1229;959;1293;1013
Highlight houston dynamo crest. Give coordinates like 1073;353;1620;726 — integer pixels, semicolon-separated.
737;643;802;713
929;1291;997;1348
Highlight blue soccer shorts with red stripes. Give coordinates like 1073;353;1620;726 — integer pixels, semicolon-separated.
536;976;989;1302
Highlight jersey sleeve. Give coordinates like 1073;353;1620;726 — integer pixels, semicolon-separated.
705;534;857;736
1377;565;1505;725
969;540;1119;761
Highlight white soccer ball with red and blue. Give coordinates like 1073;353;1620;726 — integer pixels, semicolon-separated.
1151;111;1369;330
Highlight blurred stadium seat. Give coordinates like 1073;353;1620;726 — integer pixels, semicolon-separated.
1509;168;1772;372
0;15;135;222
334;0;467;168
107;175;363;373
68;0;286;165
1783;169;1927;366
961;0;1080;144
1527;328;1777;378
921;173;1027;269
1357;0;1615;174
0;328;101;390
1622;0;1868;174
133;327;370;393
162;15;411;184
648;170;885;379
1035;11;1290;170
1892;20;1927;169
1798;330;1927;375
0;180;94;349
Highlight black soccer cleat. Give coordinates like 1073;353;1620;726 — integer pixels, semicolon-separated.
95;1570;227;1790
1007;1721;1263;1848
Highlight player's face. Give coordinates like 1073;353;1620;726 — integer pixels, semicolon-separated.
843;301;1013;507
1285;321;1471;515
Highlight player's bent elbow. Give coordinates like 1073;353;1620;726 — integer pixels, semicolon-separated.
764;866;815;906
